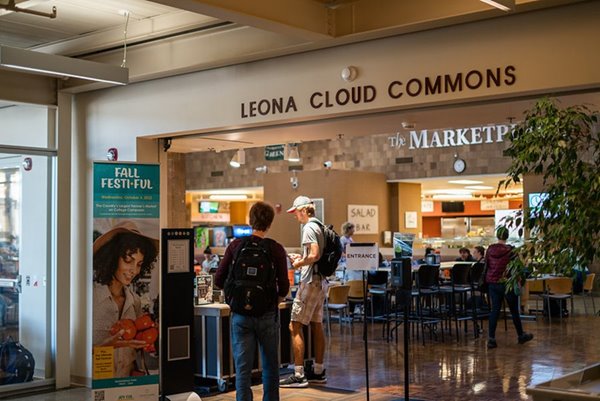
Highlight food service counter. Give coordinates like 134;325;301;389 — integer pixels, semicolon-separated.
193;300;314;392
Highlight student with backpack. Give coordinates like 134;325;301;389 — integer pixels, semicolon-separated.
214;202;289;401
280;196;331;388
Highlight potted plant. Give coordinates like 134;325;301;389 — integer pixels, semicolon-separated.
498;98;599;293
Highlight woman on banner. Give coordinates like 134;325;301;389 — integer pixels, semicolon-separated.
92;220;159;377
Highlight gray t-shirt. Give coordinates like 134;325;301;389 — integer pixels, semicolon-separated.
299;217;324;283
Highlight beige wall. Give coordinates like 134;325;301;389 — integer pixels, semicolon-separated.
264;170;389;247
396;182;422;236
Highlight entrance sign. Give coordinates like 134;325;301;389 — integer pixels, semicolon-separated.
348;204;378;234
92;162;160;401
346;243;379;271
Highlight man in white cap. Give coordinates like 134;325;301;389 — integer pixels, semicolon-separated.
279;196;327;388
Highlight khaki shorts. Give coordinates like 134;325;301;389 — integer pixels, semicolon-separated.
291;275;327;326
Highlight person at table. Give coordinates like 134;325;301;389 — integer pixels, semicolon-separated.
415;247;435;265
339;221;361;282
485;227;533;349
473;246;485;264
201;246;220;273
456;247;475;262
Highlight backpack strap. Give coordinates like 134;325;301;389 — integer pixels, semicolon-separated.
226;236;275;281
311;221;326;276
225;236;252;284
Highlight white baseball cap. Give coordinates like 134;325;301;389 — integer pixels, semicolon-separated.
286;196;313;213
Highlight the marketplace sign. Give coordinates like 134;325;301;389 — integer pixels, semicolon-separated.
387;123;517;150
240;65;516;118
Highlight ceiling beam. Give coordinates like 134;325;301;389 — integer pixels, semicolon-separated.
149;0;333;41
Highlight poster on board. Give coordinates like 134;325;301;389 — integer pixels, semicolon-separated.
92;162;160;401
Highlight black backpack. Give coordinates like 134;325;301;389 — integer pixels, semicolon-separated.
0;337;35;385
224;237;277;316
314;221;343;277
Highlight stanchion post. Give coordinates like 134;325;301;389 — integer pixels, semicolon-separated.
363;270;370;401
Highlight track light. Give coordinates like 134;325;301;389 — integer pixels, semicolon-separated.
230;149;245;168
255;165;268;173
323;161;332;169
287;144;300;162
480;0;514;12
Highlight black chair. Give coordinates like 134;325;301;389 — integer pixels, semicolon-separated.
439;263;473;340
367;270;389;325
414;264;444;344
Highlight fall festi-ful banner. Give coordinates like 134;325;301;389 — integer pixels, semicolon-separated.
92;162;160;401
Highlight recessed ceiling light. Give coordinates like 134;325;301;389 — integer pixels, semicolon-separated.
465;185;495;190
426;189;473;195
448;180;483;185
208;194;248;200
432;194;474;200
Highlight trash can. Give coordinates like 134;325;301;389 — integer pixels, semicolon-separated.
526;363;600;401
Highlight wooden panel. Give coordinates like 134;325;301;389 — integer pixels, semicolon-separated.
229;201;248;225
396;182;421;235
422;217;441;238
264;170;389;248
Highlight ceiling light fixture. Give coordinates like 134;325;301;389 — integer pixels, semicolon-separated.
229;149;245;168
432;194;474;200
464;185;495;190
0;1;56;18
208;194;248;201
448;179;483;185
480;0;515;12
0;45;129;85
288;144;300;162
428;189;473;195
255;165;268;173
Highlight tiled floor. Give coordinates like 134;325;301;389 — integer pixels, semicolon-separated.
4;298;599;401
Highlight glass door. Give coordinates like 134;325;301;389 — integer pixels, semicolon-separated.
0;152;54;388
0;100;56;391
0;161;20;332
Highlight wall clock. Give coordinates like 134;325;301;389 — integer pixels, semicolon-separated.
453;158;466;174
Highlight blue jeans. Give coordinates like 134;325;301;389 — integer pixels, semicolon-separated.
487;282;524;339
231;311;280;401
